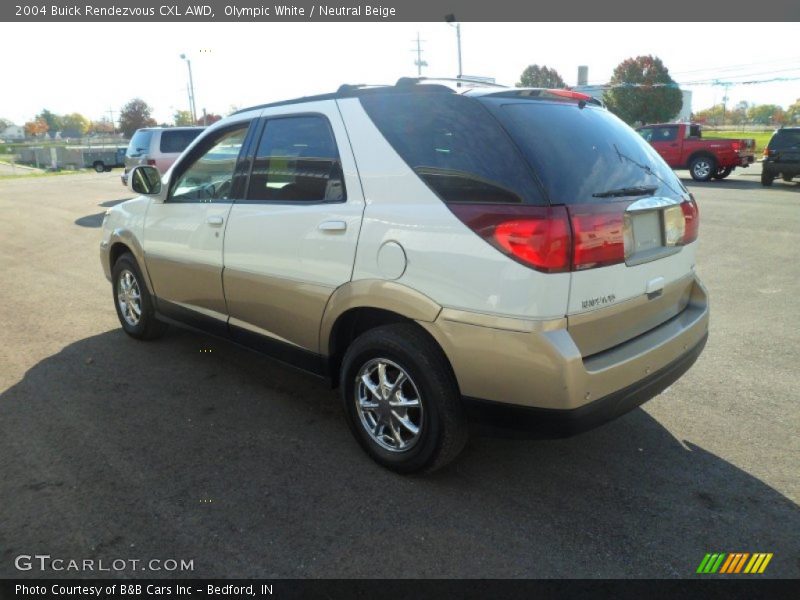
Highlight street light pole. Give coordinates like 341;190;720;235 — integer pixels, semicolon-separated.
444;14;463;87
180;53;197;123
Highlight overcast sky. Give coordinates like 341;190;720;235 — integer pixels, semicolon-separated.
1;22;798;125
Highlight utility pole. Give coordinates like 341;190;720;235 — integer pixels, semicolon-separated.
444;14;463;86
180;53;197;122
106;108;115;134
411;32;428;76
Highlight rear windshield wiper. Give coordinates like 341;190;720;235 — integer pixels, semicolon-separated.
613;144;682;196
592;185;658;198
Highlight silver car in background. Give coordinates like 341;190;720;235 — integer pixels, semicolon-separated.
121;126;204;185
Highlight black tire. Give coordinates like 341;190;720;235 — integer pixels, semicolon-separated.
93;161;105;173
111;253;168;340
340;323;468;473
782;175;794;182
689;155;716;182
761;171;774;187
712;166;732;180
104;165;113;172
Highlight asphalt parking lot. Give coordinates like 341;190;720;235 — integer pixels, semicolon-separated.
0;166;797;579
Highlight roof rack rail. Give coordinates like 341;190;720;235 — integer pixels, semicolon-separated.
396;76;508;89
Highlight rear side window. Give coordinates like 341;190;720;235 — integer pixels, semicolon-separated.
360;93;544;205
490;100;684;204
126;130;153;157
246;116;345;202
160;129;203;153
770;130;800;149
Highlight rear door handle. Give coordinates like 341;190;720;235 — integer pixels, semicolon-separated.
206;216;224;226
318;220;347;232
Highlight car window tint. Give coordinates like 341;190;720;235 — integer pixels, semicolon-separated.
247;116;345;202
360;92;544;205
771;130;800;149
170;127;248;202
127;130;153;157
652;126;678;142
160;129;203;153
492;100;684;204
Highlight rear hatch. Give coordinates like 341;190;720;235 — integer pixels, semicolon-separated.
485;96;699;356
767;129;800;167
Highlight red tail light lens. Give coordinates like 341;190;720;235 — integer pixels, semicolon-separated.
731;141;740;152
146;159;156;166
681;197;699;244
568;203;626;270
448;204;571;273
544;89;593;102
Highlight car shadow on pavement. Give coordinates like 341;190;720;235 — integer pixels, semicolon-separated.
74;199;133;228
1;328;798;579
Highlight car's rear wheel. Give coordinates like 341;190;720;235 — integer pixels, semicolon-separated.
761;171;774;187
111;253;168;340
782;175;794;182
93;161;105;173
689;156;716;182
340;324;468;473
712;166;732;180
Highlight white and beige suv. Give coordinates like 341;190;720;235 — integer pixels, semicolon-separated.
100;80;709;472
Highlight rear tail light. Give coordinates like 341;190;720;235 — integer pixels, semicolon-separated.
567;203;626;270
146;159;156;166
448;205;571;273
544;89;593;102
763;147;772;158
681;196;700;245
449;197;698;274
731;141;740;152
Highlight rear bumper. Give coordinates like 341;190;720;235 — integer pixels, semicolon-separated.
419;276;709;419
463;332;707;436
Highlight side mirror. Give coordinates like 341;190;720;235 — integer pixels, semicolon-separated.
130;165;162;195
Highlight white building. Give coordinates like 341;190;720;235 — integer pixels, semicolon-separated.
1;125;25;140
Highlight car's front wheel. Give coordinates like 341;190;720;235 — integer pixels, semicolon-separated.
111;253;168;340
340;324;468;473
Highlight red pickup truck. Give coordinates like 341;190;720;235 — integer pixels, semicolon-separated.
637;123;755;182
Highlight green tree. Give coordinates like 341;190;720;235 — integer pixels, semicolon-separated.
60;113;90;137
90;119;115;135
787;98;800;125
36;109;63;137
747;104;783;125
516;64;566;88
693;104;726;126
173;110;194;126
0;117;12;130
119;98;157;138
604;55;683;125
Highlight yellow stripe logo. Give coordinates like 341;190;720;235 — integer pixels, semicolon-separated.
697;552;773;574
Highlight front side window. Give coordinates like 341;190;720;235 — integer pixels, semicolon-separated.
246;116;345;202
169;126;248;202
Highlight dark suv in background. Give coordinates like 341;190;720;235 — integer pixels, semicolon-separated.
762;127;800;186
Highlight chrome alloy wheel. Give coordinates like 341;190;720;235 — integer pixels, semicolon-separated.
117;269;142;326
693;159;712;179
355;358;424;453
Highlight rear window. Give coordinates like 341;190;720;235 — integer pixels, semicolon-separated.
126;130;153;157
160;129;203;154
770;129;800;149
360;93;544;205
489;100;685;204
